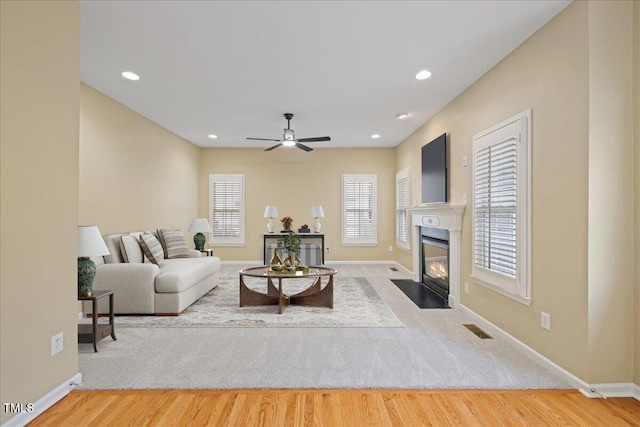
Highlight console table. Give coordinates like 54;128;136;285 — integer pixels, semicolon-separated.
263;233;324;265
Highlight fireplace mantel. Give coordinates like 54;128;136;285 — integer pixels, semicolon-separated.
408;205;465;307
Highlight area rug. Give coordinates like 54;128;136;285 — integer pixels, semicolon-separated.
112;276;403;328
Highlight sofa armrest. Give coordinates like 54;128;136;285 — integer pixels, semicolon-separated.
188;249;202;258
87;263;160;314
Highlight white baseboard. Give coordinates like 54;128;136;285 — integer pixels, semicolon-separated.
392;262;414;277
459;305;640;401
1;373;81;427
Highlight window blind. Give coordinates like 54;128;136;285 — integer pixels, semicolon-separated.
474;138;517;278
209;174;244;245
342;174;377;245
396;170;409;246
472;111;530;303
211;181;241;238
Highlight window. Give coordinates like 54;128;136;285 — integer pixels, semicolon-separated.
342;174;377;246
472;110;530;304
209;174;244;246
396;168;410;249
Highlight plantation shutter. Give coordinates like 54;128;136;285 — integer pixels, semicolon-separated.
209;174;244;245
396;168;409;247
474;139;517;278
342;174;377;245
472;110;530;303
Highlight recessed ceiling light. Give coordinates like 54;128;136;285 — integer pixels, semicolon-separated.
371;134;380;139
415;70;432;80
121;71;140;81
208;134;218;139
396;113;409;119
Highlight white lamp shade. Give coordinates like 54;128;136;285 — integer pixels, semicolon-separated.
310;205;325;218
78;226;110;257
188;218;212;233
263;205;279;218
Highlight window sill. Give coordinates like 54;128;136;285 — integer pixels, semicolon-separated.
211;242;245;247
471;276;531;306
341;242;377;247
396;243;410;252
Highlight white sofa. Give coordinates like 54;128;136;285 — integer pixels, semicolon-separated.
87;231;220;315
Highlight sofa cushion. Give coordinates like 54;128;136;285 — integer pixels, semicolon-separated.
103;234;125;263
155;257;221;293
139;233;164;265
159;229;190;259
120;234;144;263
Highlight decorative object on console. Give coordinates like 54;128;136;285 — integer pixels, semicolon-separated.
281;216;293;232
263;205;279;233
187;218;212;251
310;205;325;233
77;225;110;297
298;224;310;233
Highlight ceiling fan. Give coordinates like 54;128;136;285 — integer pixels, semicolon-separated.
247;113;331;152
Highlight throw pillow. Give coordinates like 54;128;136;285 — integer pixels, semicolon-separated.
120;234;144;263
139;233;165;265
159;229;190;259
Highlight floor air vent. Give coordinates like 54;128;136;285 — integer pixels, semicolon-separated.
389;267;399;271
463;324;493;339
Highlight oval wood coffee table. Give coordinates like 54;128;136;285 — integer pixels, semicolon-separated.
239;266;337;314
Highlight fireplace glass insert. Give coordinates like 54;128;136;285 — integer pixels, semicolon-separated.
421;226;450;301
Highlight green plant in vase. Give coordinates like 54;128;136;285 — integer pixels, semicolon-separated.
278;231;301;270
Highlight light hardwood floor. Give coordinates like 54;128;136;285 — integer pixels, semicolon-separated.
28;389;640;426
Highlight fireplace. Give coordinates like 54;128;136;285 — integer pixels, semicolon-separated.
421;226;449;301
408;205;464;307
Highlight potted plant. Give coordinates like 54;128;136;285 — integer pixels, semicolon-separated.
278;231;301;269
281;216;293;232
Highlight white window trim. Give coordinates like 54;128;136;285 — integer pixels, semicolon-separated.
341;174;377;246
395;167;410;250
471;110;531;305
209;174;245;246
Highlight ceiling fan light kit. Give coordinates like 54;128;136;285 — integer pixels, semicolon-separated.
247;113;331;152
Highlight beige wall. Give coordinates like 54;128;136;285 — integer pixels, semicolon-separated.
587;0;635;384
198;148;397;262
396;2;591;379
0;2;80;424
634;0;640;387
79;84;200;234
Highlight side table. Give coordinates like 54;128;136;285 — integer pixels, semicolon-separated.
200;249;214;257
78;290;117;352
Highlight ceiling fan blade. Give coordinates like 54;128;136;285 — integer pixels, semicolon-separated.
297;136;331;143
295;142;313;152
247;137;282;142
264;143;283;151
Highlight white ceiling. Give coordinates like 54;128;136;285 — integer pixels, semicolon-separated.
80;1;570;149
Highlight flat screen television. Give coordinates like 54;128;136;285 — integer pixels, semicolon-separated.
421;133;447;204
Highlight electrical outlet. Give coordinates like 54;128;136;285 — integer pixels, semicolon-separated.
462;193;468;204
51;332;63;356
463;155;468;167
326;246;330;253
540;312;551;331
464;282;470;294
388;245;393;252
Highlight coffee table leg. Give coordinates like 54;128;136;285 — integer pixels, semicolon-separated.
289;275;334;309
278;278;290;314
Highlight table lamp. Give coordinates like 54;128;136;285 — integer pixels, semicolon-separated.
78;225;110;297
310;205;325;233
188;218;213;251
264;205;279;233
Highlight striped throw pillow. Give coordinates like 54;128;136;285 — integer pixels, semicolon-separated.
159;229;190;259
139;233;165;265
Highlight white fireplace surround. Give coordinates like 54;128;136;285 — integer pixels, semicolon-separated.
407;205;465;307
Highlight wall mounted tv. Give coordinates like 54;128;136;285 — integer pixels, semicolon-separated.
421;133;448;204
